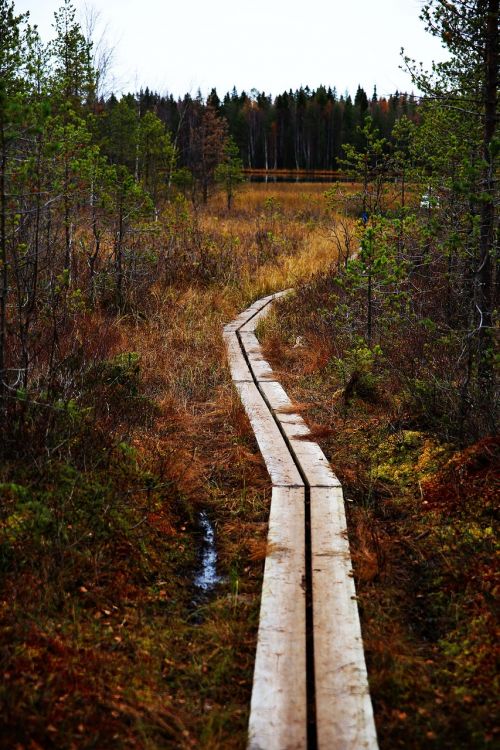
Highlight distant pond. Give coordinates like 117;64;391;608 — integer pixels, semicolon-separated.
244;170;351;183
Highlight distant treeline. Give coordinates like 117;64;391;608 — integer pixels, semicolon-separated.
104;85;419;172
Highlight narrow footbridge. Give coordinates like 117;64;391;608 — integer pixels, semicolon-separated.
224;292;378;750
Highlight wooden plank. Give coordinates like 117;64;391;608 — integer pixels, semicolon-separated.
272;288;293;300
248;486;307;750
224;295;276;333
239;304;273;332
239;290;291;332
228;290;378;750
259;381;341;488
223;310;262;333
310;486;378;750
239;332;276;381
225;290;291;335
252;293;276;306
223;307;267;334
223;331;253;382
238;331;261;349
234;381;303;488
284;431;340;488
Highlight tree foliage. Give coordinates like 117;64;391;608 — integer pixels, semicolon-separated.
132;84;418;172
324;0;499;441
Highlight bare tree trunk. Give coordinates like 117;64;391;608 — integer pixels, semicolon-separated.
168;102;187;191
0;140;7;399
22;132;43;389
476;0;498;385
115;197;124;310
89;202;101;304
367;268;372;347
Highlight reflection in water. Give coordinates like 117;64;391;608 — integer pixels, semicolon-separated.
193;511;222;592
245;171;351;184
248;175;345;183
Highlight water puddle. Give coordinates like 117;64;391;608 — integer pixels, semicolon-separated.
193;511;222;594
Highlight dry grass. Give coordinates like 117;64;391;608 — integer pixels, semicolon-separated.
210;181;356;217
1;181;358;749
260;274;499;750
202;183;357;298
100;183;348;746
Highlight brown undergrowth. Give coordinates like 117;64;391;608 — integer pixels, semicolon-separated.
261;284;498;749
0;184;340;748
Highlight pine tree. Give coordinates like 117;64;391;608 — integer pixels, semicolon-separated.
405;0;499;433
215;135;244;210
0;1;34;395
341;116;391;216
50;0;95;110
138;111;176;212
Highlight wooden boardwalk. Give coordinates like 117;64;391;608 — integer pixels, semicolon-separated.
224;292;378;750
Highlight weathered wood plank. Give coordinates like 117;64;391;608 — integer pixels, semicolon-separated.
272;288;293;300
223;295;275;333
239;304;274;332
310;486;378;750
224;289;290;334
259;381;341;488
223;331;253;382
248;486;307;750
227;290;377;750
239;332;276;381
234;381;303;487
223;308;266;334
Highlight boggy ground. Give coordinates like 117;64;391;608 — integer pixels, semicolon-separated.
260;281;498;750
6;179;495;750
0;183;342;749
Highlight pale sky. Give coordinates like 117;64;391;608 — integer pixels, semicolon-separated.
17;0;448;99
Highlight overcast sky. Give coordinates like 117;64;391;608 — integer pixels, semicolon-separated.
17;0;447;99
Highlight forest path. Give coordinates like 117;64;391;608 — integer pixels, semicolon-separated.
224;292;378;750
